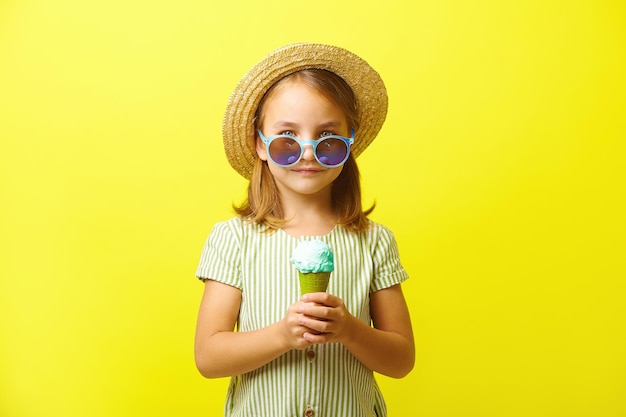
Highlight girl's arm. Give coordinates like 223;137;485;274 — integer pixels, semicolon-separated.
298;284;415;378
194;279;315;378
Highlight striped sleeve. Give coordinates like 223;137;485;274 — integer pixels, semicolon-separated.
195;219;242;289
370;224;409;292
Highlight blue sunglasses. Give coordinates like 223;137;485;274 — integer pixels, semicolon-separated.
258;129;355;168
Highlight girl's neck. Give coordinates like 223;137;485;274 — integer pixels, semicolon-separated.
280;194;337;238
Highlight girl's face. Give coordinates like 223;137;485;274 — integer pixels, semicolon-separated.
256;80;348;200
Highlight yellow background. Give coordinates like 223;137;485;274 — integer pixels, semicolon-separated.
1;0;624;416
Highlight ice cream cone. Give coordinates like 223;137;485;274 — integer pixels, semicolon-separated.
298;271;331;295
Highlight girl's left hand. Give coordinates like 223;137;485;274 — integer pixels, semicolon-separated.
297;293;355;344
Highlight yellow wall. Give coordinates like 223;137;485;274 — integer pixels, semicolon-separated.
1;0;624;416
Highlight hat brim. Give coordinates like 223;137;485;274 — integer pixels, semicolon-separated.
222;43;388;179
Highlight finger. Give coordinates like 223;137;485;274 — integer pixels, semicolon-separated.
303;331;331;344
299;315;331;334
297;301;327;316
301;292;339;307
299;304;332;321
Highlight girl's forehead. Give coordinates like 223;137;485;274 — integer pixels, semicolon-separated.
268;80;325;100
261;81;344;117
264;79;342;113
266;77;318;99
264;84;344;115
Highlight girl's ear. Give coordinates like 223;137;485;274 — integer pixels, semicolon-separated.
255;134;268;161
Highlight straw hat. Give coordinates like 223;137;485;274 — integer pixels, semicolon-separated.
222;43;388;179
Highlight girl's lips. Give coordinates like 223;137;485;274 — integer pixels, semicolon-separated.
292;167;323;174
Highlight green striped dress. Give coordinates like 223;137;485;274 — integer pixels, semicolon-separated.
196;217;409;417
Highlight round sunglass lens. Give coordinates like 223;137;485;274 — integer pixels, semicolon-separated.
316;138;348;166
269;137;301;166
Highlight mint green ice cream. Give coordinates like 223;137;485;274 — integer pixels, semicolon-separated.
290;240;334;273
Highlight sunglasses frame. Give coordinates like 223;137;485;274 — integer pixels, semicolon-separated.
257;129;355;168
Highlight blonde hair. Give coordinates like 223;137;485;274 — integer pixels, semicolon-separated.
233;69;374;232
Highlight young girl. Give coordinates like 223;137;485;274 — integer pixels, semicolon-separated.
195;43;414;417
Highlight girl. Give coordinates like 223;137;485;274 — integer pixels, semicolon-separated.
195;43;414;417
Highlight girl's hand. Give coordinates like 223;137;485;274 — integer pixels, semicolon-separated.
298;287;415;378
296;293;355;345
278;300;321;350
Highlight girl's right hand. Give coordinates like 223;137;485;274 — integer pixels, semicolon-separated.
279;301;317;350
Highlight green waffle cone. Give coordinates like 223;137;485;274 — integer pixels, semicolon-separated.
298;272;331;295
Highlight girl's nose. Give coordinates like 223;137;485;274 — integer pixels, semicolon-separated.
301;144;316;161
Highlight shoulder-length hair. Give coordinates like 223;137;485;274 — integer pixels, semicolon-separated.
233;69;374;232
